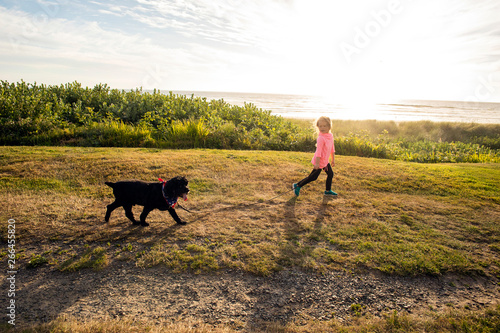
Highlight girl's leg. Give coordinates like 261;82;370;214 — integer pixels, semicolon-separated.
324;163;334;191
297;168;322;188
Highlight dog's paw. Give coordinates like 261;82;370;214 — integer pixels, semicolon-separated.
140;222;150;227
176;220;187;225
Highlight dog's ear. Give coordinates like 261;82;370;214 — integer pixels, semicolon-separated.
163;178;175;197
172;176;188;186
164;176;187;197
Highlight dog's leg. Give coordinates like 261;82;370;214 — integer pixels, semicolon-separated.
123;205;140;225
168;207;186;225
105;201;121;222
139;206;153;227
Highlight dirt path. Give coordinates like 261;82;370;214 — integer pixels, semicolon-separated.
2;262;499;329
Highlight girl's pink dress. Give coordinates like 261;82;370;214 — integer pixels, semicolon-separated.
311;132;335;168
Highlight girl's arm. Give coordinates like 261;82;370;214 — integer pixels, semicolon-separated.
314;136;326;169
331;140;335;166
314;156;321;169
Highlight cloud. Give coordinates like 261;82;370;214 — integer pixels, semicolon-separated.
405;0;500;67
96;0;295;52
0;5;186;88
0;0;499;100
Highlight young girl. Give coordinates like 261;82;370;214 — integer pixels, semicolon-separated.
293;116;337;196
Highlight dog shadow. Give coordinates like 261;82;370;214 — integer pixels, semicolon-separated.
98;213;184;244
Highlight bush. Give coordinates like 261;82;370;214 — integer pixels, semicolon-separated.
161;118;210;148
0;80;307;151
1;80;499;163
334;132;390;159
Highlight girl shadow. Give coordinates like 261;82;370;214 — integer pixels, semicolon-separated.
314;195;336;229
283;196;302;237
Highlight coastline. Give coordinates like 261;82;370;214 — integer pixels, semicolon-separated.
170;90;500;124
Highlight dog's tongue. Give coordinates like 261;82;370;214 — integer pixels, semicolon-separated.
183;193;188;201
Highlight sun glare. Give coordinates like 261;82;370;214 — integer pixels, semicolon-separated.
320;93;382;120
275;0;478;103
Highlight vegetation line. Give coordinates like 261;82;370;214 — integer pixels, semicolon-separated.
1;80;499;162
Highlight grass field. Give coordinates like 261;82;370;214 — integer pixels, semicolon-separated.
1;146;500;331
2;146;499;276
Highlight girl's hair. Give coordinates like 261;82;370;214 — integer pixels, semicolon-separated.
314;116;332;133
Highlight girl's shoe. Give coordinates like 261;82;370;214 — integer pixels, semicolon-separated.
324;190;337;196
292;183;301;196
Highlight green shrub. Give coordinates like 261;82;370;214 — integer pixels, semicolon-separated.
1;80;499;163
27;254;49;268
161;118;209;148
335;132;389;159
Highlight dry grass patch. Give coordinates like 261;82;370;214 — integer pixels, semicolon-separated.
1;146;499;277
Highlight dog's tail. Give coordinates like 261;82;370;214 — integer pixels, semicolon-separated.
105;181;115;188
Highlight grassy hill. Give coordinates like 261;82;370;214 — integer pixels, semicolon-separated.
2;146;499;276
1;146;500;332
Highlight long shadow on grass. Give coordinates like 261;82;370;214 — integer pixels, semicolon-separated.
67;215;185;244
236;196;307;326
243;195;342;326
10;217;189;325
283;196;300;238
14;266;106;325
314;196;336;229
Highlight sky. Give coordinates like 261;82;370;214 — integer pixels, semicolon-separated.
1;0;500;103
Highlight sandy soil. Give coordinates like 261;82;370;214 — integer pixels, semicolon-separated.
2;262;499;329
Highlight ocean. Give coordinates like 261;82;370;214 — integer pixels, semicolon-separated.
171;91;500;124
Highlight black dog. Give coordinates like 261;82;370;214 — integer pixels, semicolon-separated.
105;176;189;226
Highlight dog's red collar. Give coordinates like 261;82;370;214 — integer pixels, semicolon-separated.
159;178;178;208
